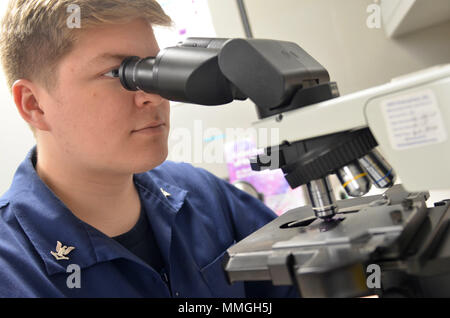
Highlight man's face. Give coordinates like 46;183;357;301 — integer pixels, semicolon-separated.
39;18;170;175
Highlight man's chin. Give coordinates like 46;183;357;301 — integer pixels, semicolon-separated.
131;153;168;174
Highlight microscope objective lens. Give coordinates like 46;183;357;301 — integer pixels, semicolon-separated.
358;150;396;189
336;161;372;197
306;177;337;219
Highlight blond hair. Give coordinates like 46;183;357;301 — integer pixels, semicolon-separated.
0;0;172;135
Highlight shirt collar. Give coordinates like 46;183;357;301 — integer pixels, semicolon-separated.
5;145;188;275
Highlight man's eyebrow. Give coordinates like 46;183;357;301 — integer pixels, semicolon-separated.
87;53;132;66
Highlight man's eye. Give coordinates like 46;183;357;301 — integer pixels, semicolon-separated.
103;69;119;78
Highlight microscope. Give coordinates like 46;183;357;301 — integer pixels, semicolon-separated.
118;37;450;297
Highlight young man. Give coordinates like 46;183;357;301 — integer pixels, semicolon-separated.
0;0;297;297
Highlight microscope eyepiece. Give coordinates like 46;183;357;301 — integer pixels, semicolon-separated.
119;56;157;92
117;45;243;105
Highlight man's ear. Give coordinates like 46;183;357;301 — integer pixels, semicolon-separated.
12;79;51;132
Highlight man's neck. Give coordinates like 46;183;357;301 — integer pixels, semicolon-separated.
35;146;142;238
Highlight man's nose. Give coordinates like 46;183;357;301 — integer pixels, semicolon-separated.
134;90;164;108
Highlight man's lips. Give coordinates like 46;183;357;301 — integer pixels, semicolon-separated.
132;123;165;133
